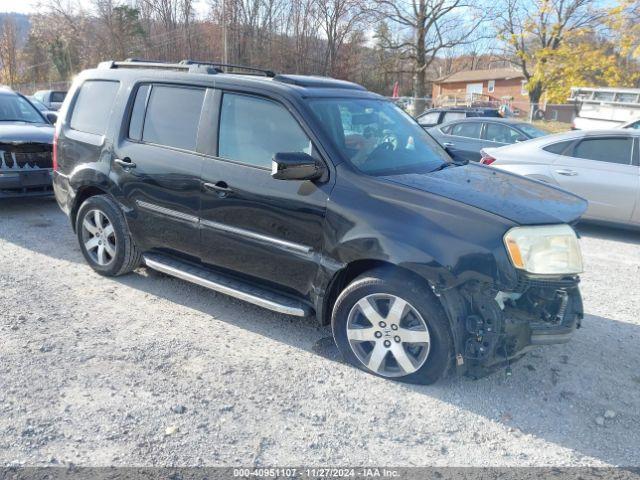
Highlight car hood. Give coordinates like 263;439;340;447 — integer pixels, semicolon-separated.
0;123;54;145
380;163;588;225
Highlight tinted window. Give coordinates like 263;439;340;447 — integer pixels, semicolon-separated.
572;137;632;165
442;111;466;123
70;81;119;135
129;84;150;141
51;92;66;103
484;123;522;144
418;112;440;125
219;93;312;168
142;85;204;151
543;141;572;155
450;122;481;139
624;120;640;130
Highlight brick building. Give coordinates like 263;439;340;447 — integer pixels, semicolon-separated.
432;68;529;111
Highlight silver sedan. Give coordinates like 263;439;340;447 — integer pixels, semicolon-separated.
480;129;640;228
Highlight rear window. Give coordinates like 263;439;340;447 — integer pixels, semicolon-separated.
70;81;120;135
141;85;205;151
442;111;466;123
51;92;67;103
418;112;440;125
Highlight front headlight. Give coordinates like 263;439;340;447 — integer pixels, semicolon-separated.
504;225;583;275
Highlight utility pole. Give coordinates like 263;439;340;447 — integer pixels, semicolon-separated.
222;0;228;64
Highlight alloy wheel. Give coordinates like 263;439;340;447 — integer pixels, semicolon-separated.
81;209;116;266
346;293;431;377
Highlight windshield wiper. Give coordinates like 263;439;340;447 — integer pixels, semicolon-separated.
431;159;468;172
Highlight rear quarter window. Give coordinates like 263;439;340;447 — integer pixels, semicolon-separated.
542;140;573;155
69;80;120;135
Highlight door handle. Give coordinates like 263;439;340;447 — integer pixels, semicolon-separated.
114;157;136;168
203;181;233;197
442;142;455;147
555;169;578;176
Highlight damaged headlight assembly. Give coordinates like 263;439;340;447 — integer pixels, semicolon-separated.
504;224;583;275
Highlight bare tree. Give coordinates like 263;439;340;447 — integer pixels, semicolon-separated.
373;0;490;114
316;0;369;76
0;16;20;86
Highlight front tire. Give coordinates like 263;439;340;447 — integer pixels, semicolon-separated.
332;269;452;384
76;195;141;276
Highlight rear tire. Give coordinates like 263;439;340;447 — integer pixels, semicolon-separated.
76;195;141;276
332;269;452;384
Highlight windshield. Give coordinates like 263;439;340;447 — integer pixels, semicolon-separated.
308;98;449;175
29;97;47;111
518;123;547;138
0;94;46;123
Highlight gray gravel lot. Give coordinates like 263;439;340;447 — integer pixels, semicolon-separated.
1;197;639;467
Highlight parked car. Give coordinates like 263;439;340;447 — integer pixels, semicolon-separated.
28;96;58;124
428;118;548;163
416;107;501;128
32;90;67;111
0;88;55;198
481;129;640;228
53;60;587;384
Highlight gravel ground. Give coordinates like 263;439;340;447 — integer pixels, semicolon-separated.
1;197;639;467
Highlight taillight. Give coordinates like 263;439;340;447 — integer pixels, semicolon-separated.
52;130;58;171
479;151;496;165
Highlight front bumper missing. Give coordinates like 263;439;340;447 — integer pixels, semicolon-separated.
441;276;583;377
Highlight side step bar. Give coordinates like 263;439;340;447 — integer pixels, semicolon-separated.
142;253;311;317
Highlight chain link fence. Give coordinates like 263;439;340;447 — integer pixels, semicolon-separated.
11;81;72;96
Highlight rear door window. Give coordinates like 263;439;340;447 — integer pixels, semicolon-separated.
449;122;482;139
484;123;522;144
571;137;633;165
218;93;312;168
70;80;120;135
141;85;205;151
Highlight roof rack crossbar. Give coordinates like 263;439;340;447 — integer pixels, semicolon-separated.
99;59;219;74
179;60;276;77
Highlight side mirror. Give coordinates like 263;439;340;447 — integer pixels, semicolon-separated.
46;112;58;124
271;152;325;181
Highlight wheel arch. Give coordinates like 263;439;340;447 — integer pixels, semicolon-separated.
70;185;110;232
318;259;441;326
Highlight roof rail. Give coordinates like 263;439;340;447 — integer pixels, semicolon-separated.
179;60;276;77
98;59;218;74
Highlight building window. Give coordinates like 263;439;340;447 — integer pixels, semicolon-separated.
488;80;495;93
521;80;528;96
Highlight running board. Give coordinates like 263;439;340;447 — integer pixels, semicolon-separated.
142;253;311;317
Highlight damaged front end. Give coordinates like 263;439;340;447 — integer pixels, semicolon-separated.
439;223;584;378
441;276;583;378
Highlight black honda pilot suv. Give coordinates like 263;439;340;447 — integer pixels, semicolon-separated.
53;60;587;384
